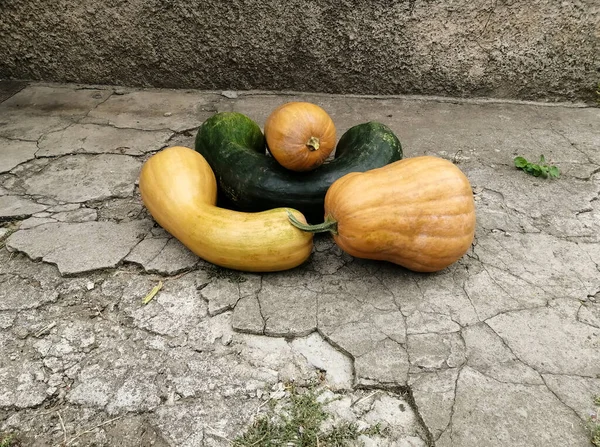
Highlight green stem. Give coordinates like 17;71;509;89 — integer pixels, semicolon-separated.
287;211;338;234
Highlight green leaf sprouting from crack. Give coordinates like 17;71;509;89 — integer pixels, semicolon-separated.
514;155;560;179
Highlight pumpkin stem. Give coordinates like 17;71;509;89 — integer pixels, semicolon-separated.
306;136;320;151
287;210;338;234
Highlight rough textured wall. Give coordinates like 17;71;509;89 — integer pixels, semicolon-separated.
0;0;598;101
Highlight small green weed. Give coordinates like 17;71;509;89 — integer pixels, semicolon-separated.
590;396;600;447
233;384;382;447
0;433;20;447
514;155;559;179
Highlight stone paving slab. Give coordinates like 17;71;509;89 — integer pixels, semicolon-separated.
0;82;599;446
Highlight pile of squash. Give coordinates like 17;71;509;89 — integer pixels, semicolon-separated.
139;102;476;273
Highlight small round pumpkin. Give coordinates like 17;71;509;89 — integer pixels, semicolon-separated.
264;102;336;172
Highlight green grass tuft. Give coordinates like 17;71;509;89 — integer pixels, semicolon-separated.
233;384;383;447
0;433;20;447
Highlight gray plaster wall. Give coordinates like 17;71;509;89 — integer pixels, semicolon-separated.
1;0;599;101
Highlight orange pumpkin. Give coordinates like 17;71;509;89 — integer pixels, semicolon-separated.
264;102;336;172
288;156;476;272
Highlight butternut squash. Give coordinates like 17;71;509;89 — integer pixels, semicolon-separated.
288;156;476;272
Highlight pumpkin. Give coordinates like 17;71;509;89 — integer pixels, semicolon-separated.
139;146;313;272
288;156;476;272
264;102;336;172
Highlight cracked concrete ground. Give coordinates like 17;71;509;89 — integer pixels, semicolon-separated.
0;82;599;447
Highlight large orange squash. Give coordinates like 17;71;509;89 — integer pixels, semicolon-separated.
264;102;336;172
288;156;476;272
139;146;313;272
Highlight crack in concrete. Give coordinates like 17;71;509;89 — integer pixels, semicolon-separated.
119;233;162;272
3;86;600;446
548;125;596;167
576;242;600;274
0;135;38;143
479;320;600;379
576;302;600;329
255;277;267;335
481;321;545;373
480;303;551;326
382;335;407;350
203;280;244;318
448;330;468;370
33;122;76;159
435;365;462;444
315;328;357;366
78;91;115;124
473;244;563;300
451;267;481;322
354;383;436;446
482;260;549;309
373;272;410;326
539;374;589;424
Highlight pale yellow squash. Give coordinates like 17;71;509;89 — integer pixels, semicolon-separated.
139;146;313;272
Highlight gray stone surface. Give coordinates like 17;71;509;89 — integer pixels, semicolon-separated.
408;368;459;440
0;138;38;173
1;3;599;101
200;276;243;317
0;360;48;409
0;274;59;311
17;154;141;203
0;85;112;140
124;235;198;275
407;332;466;371
442;367;588;447
258;281;318;337
19;216;56;229
290;332;354;390
542;374;600;421
462;323;542;385
355;338;410;387
52;207;97;223
6;220;151;274
487;299;600;377
37;123;173;157
0;195;48;219
0;85;112;117
81;90;221;131
231;295;264;334
1;84;599;446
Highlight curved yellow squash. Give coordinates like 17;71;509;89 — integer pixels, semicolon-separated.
139;146;313;272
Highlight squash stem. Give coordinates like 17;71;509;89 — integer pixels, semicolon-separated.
306;136;320;151
287;211;338;234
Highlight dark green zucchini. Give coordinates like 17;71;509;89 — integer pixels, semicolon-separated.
195;112;403;222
